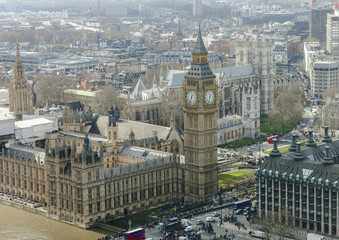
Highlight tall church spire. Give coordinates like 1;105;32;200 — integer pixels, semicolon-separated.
16;41;21;61
9;42;34;119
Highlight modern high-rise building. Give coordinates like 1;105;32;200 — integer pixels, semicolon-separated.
183;24;218;203
310;7;333;44
193;0;203;16
9;43;33;120
326;7;339;56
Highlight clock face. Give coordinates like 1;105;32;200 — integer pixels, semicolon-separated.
186;90;197;105
205;90;215;105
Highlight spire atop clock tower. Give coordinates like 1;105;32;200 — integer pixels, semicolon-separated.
183;25;218;204
192;22;208;54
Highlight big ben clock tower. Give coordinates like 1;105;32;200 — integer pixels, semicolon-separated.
183;24;218;203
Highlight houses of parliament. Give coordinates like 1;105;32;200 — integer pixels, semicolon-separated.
0;30;218;228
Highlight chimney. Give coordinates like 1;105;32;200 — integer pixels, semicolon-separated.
294;142;304;161
323;146;334;165
306;130;316;147
322;126;332;143
289;133;298;152
270;139;281;157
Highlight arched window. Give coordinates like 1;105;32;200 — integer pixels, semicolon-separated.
259;51;263;64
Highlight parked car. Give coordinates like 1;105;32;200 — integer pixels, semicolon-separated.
206;217;216;222
185;226;193;232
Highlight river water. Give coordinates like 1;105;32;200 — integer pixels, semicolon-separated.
0;204;112;240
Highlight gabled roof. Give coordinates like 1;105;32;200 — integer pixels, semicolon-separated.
131;79;146;100
117;119;171;140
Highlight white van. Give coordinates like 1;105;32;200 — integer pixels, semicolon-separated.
249;231;267;239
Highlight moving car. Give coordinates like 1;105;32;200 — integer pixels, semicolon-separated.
196;220;204;225
249;231;267;239
234;209;243;215
184;226;193;232
212;212;220;217
206;217;216;222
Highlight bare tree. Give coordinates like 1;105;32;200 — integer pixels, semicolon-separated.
95;85;123;112
34;73;74;107
268;83;303;134
323;87;339;99
258;212;291;240
160;89;183;130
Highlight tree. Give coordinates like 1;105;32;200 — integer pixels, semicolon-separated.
268;83;303;134
34;73;74;107
257;212;292;240
160;89;184;131
323;87;339;99
95;85;123;112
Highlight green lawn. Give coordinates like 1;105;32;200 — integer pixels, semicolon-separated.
264;141;306;154
219;171;254;185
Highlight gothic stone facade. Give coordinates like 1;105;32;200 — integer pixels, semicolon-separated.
44;131;185;228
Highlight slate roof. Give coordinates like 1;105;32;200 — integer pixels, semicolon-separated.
258;139;339;184
117;119;171;141
67;102;83;111
1;145;45;165
89;115;108;136
60;131;108;143
185;64;215;80
118;145;172;160
164;64;254;88
163;70;185;82
104;146;172;180
192;26;208;54
73;112;93;123
214;64;254;79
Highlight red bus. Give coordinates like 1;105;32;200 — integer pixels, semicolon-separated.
123;228;145;240
267;135;279;144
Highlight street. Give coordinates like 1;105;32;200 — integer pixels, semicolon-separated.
144;207;254;240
